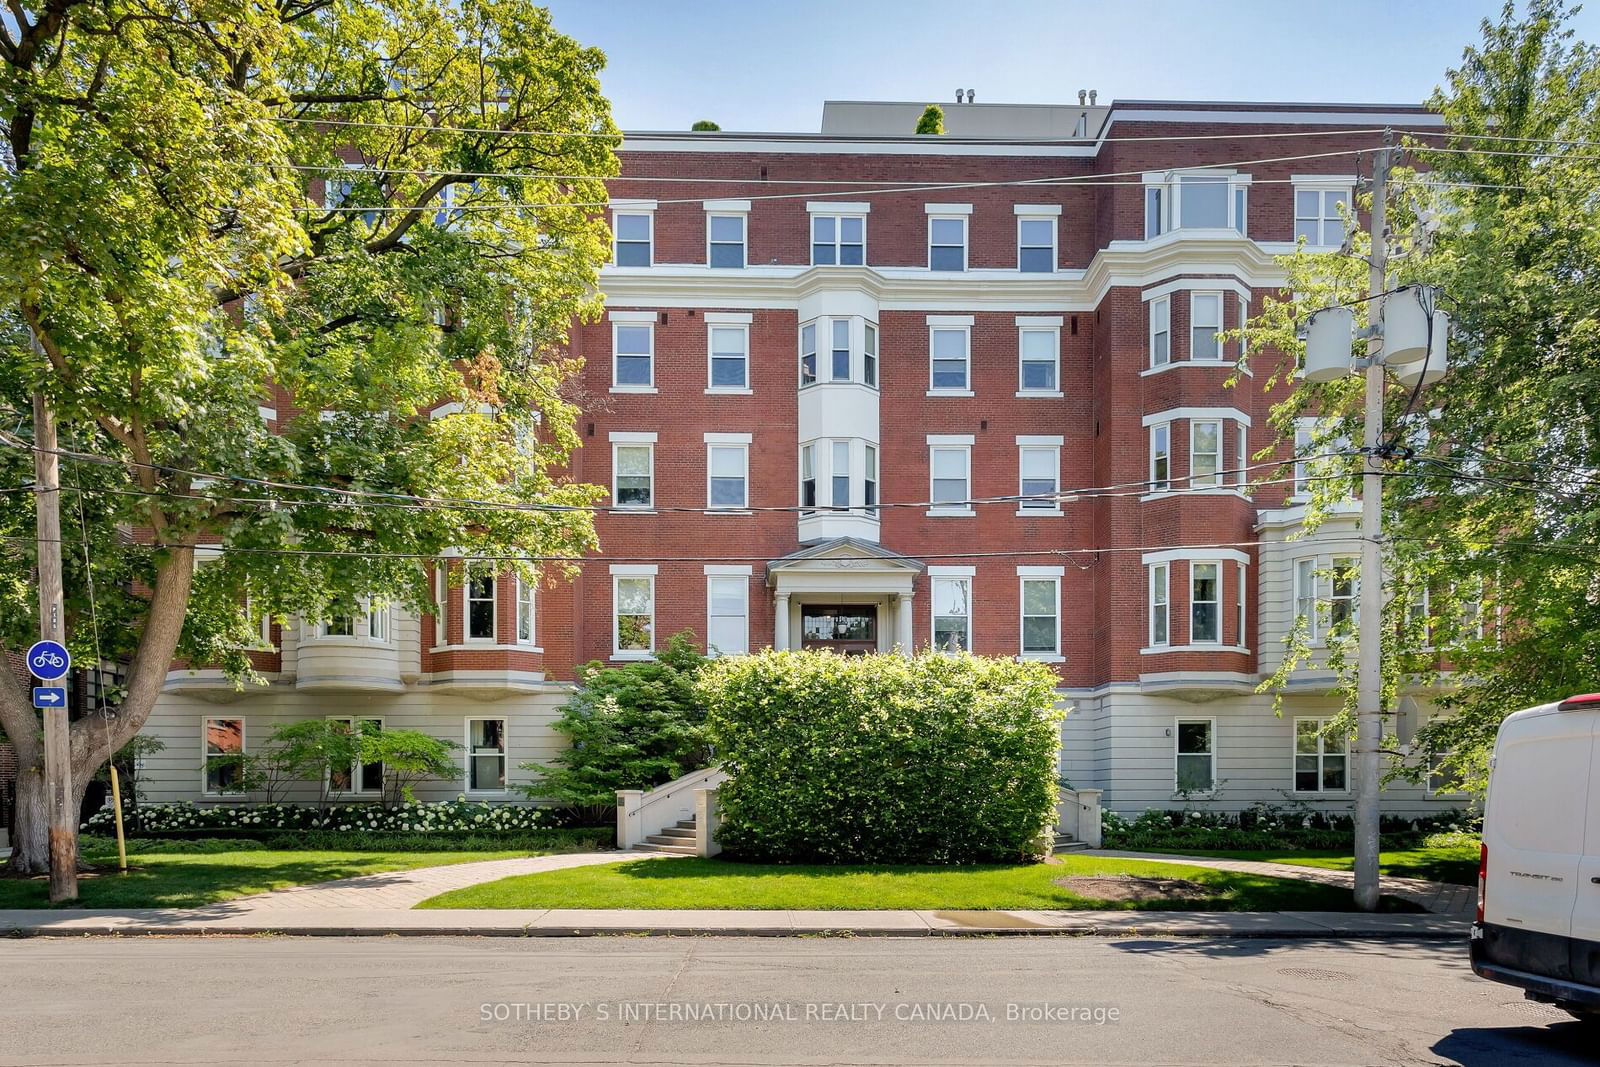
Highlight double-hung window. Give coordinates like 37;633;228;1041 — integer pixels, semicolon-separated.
863;445;878;509
1018;323;1060;393
928;438;973;514
708;321;749;391
1149;563;1170;646
799;323;818;386
1236;561;1247;647
466;717;507;793
466;569;496;641
1190;292;1223;361
433;565;448;646
830;441;851;508
612;434;655;509
811;213;865;265
1190;420;1222;488
800;443;817;509
1294;558;1319;641
1294;185;1351;248
830;319;851;381
328;716;384;796
1149;296;1172;366
1329;556;1358;631
705;568;750;656
612;567;656;657
1295;718;1348;792
706;435;750;510
928;212;968;271
1017;437;1061;513
1175;720;1215;793
1016;210;1058;272
612;321;654;390
612;208;653;266
1144;172;1248;236
515;578;535;645
863;323;878;387
1149;423;1171;491
932;572;973;652
929;324;971;392
367;603;389;641
1190;562;1220;643
203;717;245;796
706;212;747;267
1019;570;1062;659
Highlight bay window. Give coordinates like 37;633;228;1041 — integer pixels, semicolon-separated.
1190;562;1220;643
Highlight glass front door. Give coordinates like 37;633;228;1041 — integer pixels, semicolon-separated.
801;605;878;655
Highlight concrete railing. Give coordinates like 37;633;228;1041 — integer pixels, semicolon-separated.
616;765;728;850
1056;787;1103;848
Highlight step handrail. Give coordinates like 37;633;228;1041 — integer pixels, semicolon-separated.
616;765;728;850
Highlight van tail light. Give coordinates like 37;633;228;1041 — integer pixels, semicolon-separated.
1477;843;1488;923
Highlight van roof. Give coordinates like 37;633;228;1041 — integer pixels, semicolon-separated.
1503;694;1600;725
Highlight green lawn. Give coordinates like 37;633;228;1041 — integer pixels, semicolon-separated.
0;839;551;910
1142;846;1481;886
415;854;1419;912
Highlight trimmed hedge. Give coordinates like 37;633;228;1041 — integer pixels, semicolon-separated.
1102;806;1478;852
83;799;548;837
87;827;613;853
701;650;1063;864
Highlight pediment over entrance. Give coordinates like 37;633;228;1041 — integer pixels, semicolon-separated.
764;536;925;587
765;538;923;653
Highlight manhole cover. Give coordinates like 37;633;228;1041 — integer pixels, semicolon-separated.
1277;967;1356;982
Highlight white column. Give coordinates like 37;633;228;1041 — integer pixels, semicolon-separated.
773;592;791;650
896;592;914;654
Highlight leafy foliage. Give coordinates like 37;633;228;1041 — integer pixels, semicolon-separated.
84;797;548;836
701;650;1063;864
914;104;945;135
520;631;710;821
690;119;721;131
1101;806;1476;852
1244;1;1600;796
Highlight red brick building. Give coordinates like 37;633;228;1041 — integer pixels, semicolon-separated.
145;97;1464;816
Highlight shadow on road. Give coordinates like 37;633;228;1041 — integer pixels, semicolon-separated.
1106;936;1465;960
1434;1021;1598;1065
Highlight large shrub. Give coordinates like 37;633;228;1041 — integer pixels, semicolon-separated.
521;631;710;822
701;650;1063;864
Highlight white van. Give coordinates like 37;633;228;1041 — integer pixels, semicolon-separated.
1471;693;1600;1022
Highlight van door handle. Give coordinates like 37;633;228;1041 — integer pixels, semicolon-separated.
1592;877;1600;885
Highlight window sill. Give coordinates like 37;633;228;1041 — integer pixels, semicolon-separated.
308;637;393;648
430;643;545;654
611;651;655;662
1015;508;1063;518
1140;644;1249;655
611;507;657;515
925;389;975;398
1140;360;1234;378
926;508;976;518
1139;488;1248;502
705;387;753;396
1292;790;1352;798
707;509;753;515
1015;390;1064;398
1018;653;1065;664
610;385;659;395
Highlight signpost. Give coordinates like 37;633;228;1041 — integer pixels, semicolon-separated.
27;640;70;681
32;687;66;709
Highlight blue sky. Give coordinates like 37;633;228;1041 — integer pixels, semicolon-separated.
541;1;1600;132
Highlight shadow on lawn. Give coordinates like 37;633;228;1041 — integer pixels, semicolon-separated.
0;858;419;910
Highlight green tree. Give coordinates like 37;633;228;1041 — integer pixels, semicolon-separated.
690;119;720;131
521;631;709;823
1249;1;1600;797
915;104;945;135
0;0;618;873
362;727;463;806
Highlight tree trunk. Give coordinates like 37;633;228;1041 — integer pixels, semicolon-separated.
8;763;49;875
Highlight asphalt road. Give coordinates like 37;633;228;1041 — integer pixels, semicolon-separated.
0;935;1593;1065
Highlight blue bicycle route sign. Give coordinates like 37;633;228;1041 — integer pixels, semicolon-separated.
26;640;71;681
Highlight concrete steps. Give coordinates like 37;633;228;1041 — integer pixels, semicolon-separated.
635;818;699;855
1053;836;1091;853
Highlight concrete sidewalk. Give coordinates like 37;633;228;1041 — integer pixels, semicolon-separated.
0;906;1468;939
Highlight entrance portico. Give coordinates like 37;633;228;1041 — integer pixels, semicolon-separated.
765;537;925;653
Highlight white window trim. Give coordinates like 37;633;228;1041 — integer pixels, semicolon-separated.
1149;422;1172;491
705;436;752;512
611;201;656;267
463;716;510;795
1189;560;1223;645
927;321;973;396
1016;437;1063;517
1015;213;1058;273
808;210;869;266
318;597;390;645
705;319;752;395
432;564;448;646
1174;717;1216;795
201;717;246;798
1149;294;1171;367
1189;419;1224;489
609;435;656;512
927;435;975;517
704;203;749;269
611;565;658;660
1293;716;1351;795
1189;290;1225;362
1236;560;1248;649
463;567;498;644
1142;169;1251;236
927;213;969;272
1017;568;1063;663
929;565;976;653
1294;556;1321;645
610;318;657;394
1290;177;1356;249
1016;321;1062;397
515;577;536;647
326;715;385;798
1149;562;1170;648
704;565;752;658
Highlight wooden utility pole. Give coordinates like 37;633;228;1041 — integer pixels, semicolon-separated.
33;378;77;902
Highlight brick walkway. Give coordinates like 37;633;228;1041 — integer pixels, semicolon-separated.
229;849;672;910
1096;850;1476;916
